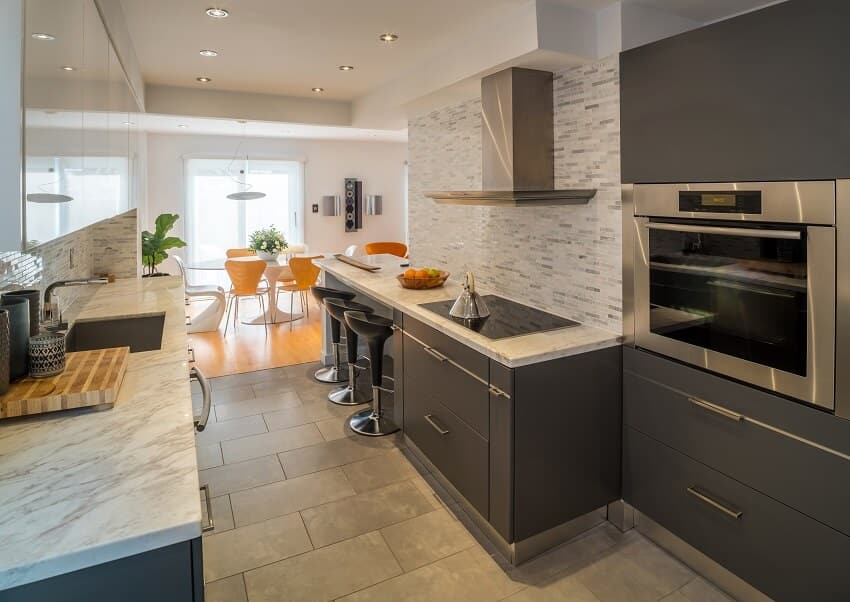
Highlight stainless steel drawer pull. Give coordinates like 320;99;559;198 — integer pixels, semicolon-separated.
646;222;801;240
188;347;196;363
191;366;212;432
390;324;401;332
424;414;450;435
687;486;743;519
423;346;449;363
200;483;215;532
489;385;510;399
688;397;744;422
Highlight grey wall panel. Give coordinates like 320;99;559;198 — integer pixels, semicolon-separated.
621;0;850;184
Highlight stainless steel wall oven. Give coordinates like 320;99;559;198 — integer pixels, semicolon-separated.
627;181;837;410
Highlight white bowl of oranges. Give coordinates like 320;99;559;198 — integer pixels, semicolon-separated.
397;267;450;290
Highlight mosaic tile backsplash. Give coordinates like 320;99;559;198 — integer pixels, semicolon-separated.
408;55;622;333
0;209;139;309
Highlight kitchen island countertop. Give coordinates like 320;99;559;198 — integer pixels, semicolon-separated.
0;276;200;591
318;254;621;367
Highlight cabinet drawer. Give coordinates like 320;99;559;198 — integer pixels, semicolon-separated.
403;326;489;437
405;381;489;519
624;428;850;602
624;349;850;536
403;315;489;380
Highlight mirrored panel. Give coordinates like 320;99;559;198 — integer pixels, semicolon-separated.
24;0;140;247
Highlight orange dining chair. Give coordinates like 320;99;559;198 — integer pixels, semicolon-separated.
364;241;408;258
224;259;269;336
277;256;324;331
226;248;256;258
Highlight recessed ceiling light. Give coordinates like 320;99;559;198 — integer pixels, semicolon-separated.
199;49;219;57
196;76;212;83
122;121;135;126
311;87;324;93
206;7;229;18
379;33;398;42
177;124;188;128
60;66;76;71
338;65;354;71
32;33;55;40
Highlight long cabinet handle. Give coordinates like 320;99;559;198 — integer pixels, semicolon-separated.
687;486;743;519
489;385;510;399
688;397;744;422
191;366;212;432
423;346;449;363
424;414;450;435
200;483;215;532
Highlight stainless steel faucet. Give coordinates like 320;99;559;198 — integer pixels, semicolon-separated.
43;278;110;330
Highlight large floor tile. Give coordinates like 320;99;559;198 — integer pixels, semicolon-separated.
380;508;476;571
202;494;235;536
210;368;288;391
342;448;420;493
195;414;268;446
196;442;223;470
229;467;355;527
502;576;599;602
204;574;247;602
314;416;353;441
262;401;341;431
278;434;394;478
221;423;323;464
244;531;401;602
301;480;435;548
619;535;694;593
214;391;300;421
199;455;285;496
250;378;300;397
574;550;683;602
678;577;735;602
208;384;256;404
338;546;524;602
203;512;313;581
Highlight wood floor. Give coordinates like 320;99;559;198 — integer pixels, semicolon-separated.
188;295;322;378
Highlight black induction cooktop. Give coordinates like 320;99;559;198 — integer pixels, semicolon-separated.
419;295;579;340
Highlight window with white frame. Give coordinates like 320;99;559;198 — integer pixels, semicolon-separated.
184;157;304;266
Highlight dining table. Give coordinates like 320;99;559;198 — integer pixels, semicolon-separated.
186;256;303;325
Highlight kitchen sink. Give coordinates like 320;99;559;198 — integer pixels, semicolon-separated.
65;313;166;353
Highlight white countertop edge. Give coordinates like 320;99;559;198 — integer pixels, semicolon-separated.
1;521;201;591
320;257;623;367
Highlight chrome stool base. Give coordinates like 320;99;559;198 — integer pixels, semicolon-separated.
349;409;399;437
328;384;372;405
314;364;348;384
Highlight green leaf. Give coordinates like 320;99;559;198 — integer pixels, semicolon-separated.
154;213;180;238
140;214;187;270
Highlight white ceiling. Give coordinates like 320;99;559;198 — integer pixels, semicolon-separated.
118;0;531;101
26;109;408;142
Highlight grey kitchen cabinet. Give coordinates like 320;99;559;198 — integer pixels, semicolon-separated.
2;538;204;602
624;427;850;601
624;347;850;537
620;0;850;184
401;314;622;553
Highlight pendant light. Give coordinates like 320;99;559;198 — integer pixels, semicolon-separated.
26;111;74;204
226;121;266;200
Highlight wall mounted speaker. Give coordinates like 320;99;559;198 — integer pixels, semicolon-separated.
344;178;362;232
321;195;340;216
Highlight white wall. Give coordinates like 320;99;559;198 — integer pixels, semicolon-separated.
145;133;408;270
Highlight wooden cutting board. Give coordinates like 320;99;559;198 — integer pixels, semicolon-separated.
0;346;130;419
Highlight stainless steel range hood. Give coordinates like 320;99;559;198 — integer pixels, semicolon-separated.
426;68;596;207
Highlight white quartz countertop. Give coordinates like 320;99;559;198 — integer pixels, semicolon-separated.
319;255;621;367
0;276;201;591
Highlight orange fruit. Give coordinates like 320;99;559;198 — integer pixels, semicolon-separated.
415;269;430;279
403;268;416;278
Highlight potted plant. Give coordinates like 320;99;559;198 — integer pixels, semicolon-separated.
249;225;288;261
141;213;187;277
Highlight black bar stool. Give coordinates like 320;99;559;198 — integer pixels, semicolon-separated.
325;298;375;405
311;286;357;383
344;311;399;437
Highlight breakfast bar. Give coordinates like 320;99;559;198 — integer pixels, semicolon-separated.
317;253;624;564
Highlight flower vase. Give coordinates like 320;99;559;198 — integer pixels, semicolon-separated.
257;251;279;261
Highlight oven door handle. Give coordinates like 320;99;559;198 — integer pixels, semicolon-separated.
645;222;802;240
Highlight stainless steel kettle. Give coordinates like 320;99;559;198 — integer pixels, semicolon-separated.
450;272;490;320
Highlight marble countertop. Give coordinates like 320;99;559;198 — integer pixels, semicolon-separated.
0;276;201;591
318;255;621;367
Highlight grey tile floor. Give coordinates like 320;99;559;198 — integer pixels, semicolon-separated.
193;362;735;602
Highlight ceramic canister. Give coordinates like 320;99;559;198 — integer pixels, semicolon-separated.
0;308;9;395
1;296;30;381
1;289;40;336
29;333;66;379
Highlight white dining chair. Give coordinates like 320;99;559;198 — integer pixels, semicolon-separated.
343;244;358;257
173;255;227;333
